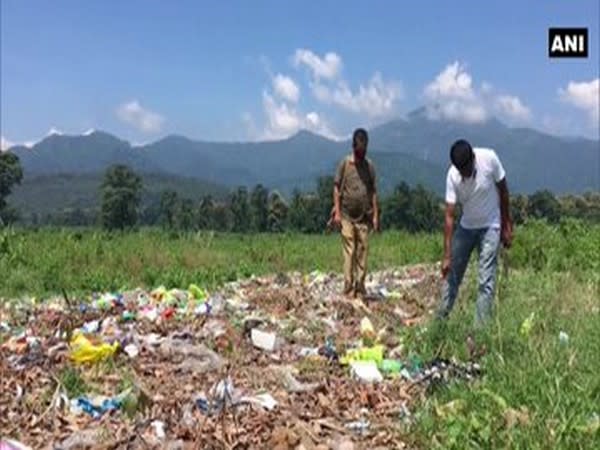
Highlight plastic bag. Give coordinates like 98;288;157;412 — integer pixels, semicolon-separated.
188;284;207;301
69;332;119;364
340;345;384;365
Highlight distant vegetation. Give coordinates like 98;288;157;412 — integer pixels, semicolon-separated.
2;154;599;230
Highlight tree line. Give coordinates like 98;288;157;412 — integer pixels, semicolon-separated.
1;155;599;232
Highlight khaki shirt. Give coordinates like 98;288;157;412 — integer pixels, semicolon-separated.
335;155;376;223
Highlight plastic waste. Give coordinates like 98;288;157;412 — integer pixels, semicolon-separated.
243;393;278;410
194;303;211;315
82;320;100;334
350;361;383;383
121;311;136;322
345;419;370;434
299;347;320;358
559;331;569;345
70;389;132;418
124;344;139;358
196;376;238;415
188;284;207;301
319;337;339;361
340;345;384;365
251;329;277;352
0;439;32;450
69;332;119;364
151;420;166;439
380;359;403;374
161;307;176;320
139;306;159;322
360;317;376;345
520;312;535;337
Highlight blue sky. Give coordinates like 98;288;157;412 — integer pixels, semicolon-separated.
1;0;599;148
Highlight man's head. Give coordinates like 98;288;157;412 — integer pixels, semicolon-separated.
450;139;475;178
352;128;369;161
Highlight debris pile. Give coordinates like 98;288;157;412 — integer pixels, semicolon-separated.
0;263;482;449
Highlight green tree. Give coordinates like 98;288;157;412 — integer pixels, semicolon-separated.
382;182;411;229
212;202;232;231
175;197;195;231
288;189;306;231
250;184;269;232
400;184;442;232
159;190;179;229
230;186;250;233
197;195;215;230
268;190;289;232
316;175;335;227
100;165;142;230
0;151;24;224
528;190;560;223
511;194;529;225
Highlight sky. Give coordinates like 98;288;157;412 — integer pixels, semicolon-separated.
1;0;599;149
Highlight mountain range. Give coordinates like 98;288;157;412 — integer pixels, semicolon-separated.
7;109;600;216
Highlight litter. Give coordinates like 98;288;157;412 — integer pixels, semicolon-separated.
350;361;383;383
242;393;278;410
520;312;535;337
251;328;277;352
124;344;139;358
151;420;167;439
341;345;384;365
69;332;119;364
0;439;32;450
559;331;569;345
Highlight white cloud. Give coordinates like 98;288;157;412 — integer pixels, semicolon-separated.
82;128;96;136
495;95;532;122
116;100;165;133
423;61;487;123
559;78;600;125
293;49;342;80
1;136;14;151
260;91;342;141
423;62;533;125
425;62;477;101
273;74;300;103
312;72;402;117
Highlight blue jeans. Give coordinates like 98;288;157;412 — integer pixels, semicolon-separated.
438;225;501;326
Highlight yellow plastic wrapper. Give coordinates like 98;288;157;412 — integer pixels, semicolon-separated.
188;284;207;301
360;317;376;345
340;345;384;366
69;332;119;364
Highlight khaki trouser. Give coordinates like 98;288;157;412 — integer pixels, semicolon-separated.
341;218;370;297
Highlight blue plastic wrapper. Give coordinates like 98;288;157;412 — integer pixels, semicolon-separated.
75;396;122;418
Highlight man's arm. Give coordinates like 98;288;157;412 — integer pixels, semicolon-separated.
372;191;379;231
496;177;513;247
442;203;455;278
333;183;342;221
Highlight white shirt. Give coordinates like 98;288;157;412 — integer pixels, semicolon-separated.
445;147;506;229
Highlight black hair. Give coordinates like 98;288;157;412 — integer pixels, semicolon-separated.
450;139;473;169
352;128;369;148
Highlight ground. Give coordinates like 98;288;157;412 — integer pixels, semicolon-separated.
0;222;599;449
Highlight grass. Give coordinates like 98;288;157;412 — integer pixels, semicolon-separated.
1;218;599;448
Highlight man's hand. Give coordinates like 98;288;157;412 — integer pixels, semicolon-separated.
333;209;342;227
501;221;513;248
441;254;451;279
372;215;379;232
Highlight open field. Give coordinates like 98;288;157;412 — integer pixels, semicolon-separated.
1;220;599;449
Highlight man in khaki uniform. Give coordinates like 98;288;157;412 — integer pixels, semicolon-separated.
332;128;379;298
